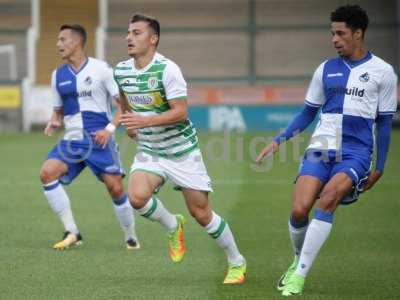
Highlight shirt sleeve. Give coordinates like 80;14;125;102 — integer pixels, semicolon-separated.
273;103;319;144
102;63;120;98
51;70;63;109
375;114;393;172
162;61;187;101
378;66;398;115
305;62;326;108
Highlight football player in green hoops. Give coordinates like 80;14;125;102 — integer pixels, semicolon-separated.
115;13;246;284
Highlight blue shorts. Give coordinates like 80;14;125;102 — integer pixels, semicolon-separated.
46;138;124;185
298;149;371;204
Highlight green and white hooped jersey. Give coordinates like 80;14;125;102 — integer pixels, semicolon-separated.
114;53;199;158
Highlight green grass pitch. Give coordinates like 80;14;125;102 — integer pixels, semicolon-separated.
0;131;399;299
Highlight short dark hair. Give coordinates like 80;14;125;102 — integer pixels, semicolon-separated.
60;24;87;46
130;13;160;46
331;5;369;37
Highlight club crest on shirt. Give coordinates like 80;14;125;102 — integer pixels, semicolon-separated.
84;76;92;85
147;77;158;90
359;72;369;82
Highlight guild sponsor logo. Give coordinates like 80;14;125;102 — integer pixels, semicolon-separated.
127;94;153;105
78;90;92;98
328;86;365;97
64;90;92;98
359;72;369;82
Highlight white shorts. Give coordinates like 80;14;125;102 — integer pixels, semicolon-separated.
130;149;213;192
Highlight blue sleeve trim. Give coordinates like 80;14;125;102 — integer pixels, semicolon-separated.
273;103;319;144
378;111;396;116
376;114;393;172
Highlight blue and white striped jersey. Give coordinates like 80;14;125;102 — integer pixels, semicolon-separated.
51;57;119;140
305;52;397;157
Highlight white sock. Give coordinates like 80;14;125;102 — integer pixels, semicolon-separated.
136;196;177;232
288;216;309;257
295;210;333;277
206;211;245;266
43;180;79;234
112;194;137;241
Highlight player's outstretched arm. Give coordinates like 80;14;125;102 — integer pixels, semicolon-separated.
274;103;319;144
121;98;188;130
364;114;393;191
44;109;63;136
256;103;319;164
